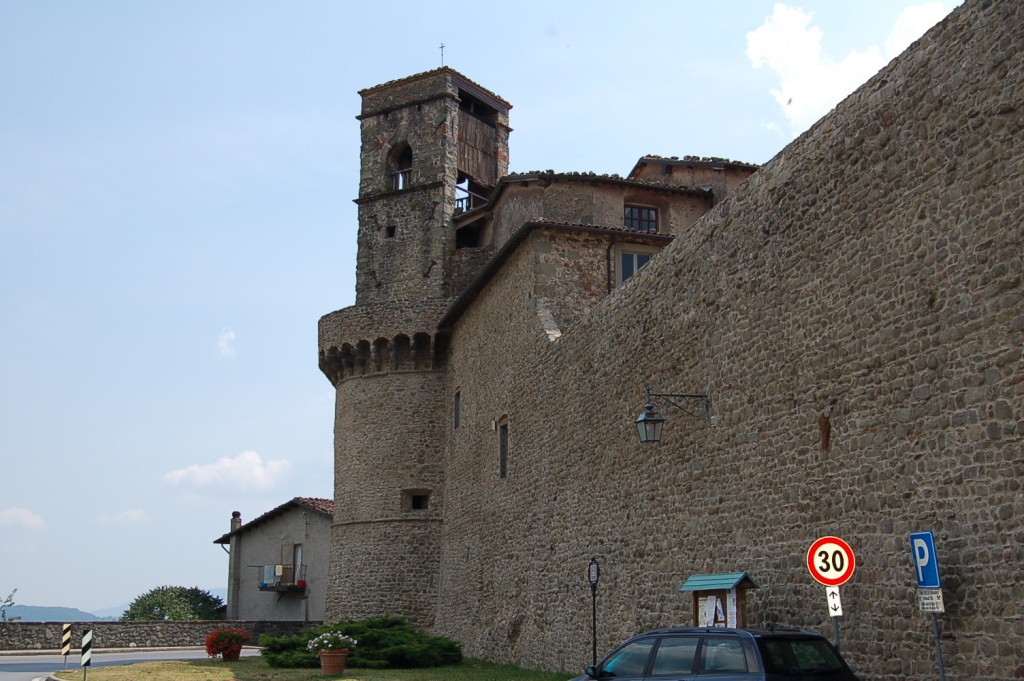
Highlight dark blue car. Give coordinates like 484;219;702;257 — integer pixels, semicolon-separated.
571;627;859;681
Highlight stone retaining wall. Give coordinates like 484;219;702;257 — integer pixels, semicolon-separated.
0;620;316;651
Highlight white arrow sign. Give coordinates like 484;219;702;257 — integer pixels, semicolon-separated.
825;586;843;617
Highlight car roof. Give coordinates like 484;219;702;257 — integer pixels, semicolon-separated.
635;627;825;639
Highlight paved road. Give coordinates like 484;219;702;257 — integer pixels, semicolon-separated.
0;647;261;681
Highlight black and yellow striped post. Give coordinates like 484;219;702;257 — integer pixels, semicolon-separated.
81;629;93;680
61;624;71;669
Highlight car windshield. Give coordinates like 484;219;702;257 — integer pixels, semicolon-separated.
756;637;847;675
600;638;655;677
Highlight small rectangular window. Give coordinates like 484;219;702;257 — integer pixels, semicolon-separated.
454;391;461;429
498;421;509;479
625;205;658;232
620;250;652;283
402;489;431;511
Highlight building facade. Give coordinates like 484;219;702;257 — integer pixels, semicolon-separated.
213;498;332;623
319;2;1023;678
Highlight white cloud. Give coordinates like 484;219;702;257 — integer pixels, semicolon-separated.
96;509;150;526
885;3;952;57
747;3;956;136
217;328;236;359
165;451;289;491
0;507;46;531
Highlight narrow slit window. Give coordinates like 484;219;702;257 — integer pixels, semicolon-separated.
454;390;462;429
498;419;509;479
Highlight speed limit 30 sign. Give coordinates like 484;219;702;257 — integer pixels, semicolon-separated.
807;536;856;587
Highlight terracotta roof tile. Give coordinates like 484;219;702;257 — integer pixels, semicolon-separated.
212;496;334;544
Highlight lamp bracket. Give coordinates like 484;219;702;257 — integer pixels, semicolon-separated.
645;385;712;420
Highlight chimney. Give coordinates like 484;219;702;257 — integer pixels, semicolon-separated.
230;510;242;532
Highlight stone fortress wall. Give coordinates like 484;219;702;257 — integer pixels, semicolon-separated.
434;1;1022;679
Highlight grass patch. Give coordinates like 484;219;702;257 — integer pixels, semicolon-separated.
52;656;574;681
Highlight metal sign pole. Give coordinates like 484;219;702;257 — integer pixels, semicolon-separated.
808;537;854;654
588;557;600;668
825;587;843;651
910;532;946;681
931;613;946;681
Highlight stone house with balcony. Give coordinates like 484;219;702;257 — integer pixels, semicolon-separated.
213;497;333;623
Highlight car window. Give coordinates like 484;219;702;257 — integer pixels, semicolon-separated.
650;636;699;676
601;638;655;677
700;637;747;673
757;637;846;675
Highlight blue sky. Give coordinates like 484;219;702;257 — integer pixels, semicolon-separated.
0;1;960;614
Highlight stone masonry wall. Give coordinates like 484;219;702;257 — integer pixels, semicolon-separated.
438;1;1022;679
325;370;446;625
0;620;310;651
355;94;459;305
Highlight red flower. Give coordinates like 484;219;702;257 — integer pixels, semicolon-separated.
205;627;250;658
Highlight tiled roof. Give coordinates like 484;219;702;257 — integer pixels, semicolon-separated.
526;217;681;236
212;496;334;544
629;155;761;179
453;171;711;224
358;67;512;110
294;497;334;516
501;170;712;195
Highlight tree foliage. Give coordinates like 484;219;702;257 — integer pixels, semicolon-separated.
1;589;19;622
120;585;222;621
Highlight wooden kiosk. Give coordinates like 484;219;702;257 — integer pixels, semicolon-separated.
679;572;760;628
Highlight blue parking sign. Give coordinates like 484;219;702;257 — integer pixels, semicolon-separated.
909;531;941;588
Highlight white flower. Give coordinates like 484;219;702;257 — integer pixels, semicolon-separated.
307;631;358;652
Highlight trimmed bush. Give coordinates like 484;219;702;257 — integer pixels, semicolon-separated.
259;616;463;669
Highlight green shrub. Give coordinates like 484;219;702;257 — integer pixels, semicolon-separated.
258;633;318;668
258;616;463;669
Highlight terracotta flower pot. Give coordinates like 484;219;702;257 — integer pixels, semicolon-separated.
319;648;349;675
222;648;241;661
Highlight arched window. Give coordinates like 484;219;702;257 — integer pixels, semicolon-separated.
391;144;412;190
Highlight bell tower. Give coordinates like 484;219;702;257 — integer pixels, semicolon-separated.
354;68;511;304
318;69;510;626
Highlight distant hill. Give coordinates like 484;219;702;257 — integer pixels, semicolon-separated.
6;587;227;622
88;603;130;619
6;605;115;622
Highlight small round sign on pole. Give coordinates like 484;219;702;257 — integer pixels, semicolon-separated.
588;557;600;668
807;536;855;652
807;536;856;587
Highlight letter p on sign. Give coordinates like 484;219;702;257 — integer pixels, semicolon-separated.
909;531;941;589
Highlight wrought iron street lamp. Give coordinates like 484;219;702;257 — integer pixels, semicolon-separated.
635;385;711;444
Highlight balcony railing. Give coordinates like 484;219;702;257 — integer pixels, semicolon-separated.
454;187;490;215
257;564;307;592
